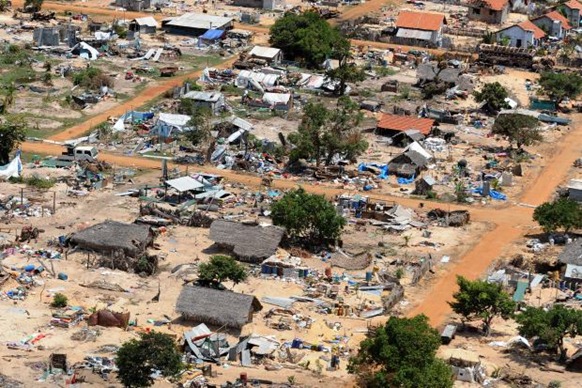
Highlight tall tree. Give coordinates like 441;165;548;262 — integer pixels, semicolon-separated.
116;331;182;387
197;255;247;288
24;0;43;12
288;97;367;166
0;116;27;165
271;187;346;245
533;198;582;233
516;305;582;362
269;11;348;68
348;315;454;388
473;82;510;113
449;275;515;336
492;113;542;150
539;71;582;104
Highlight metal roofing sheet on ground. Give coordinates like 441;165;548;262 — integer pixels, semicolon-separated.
166;176;205;192
249;46;281;59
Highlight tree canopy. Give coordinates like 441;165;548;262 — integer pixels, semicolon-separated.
473;82;510;113
0;116;27;165
24;0;43;12
197;255;247;288
539;71;582;103
288;96;367;166
116;331;182;387
271;187;346;245
516;305;582;362
269;11;349;68
533;198;582;233
492;113;542;149
348;315;454;388
449;275;515;336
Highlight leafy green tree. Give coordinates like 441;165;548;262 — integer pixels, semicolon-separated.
533;198;582;233
348;315;453;388
271;187;346;245
449;275;515;336
473;82;510;113
197;255;247;287
116;331;182;387
0;116;27;165
325;39;365;96
516;305;582;362
0;0;11;12
288;96;367;166
539;71;582;103
269;11;348;68
492;113;542;149
182;105;213;146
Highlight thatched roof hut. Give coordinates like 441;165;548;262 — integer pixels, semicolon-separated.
176;285;263;329
69;220;153;257
209;220;284;263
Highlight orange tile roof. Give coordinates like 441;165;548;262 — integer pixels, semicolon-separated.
565;0;582;11
377;114;435;135
541;11;572;29
395;11;446;32
480;0;509;11
518;20;547;39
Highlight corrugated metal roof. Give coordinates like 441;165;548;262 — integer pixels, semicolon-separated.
230;116;253;131
565;264;582;279
249;46;281;59
396;28;432;41
166;176;205;192
165;13;233;30
395;11;446;31
183;91;223;102
377;113;435;135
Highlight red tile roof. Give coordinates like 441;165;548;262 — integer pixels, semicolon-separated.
541;11;572;29
518;20;547;39
395;11;446;32
377;114;435;135
565;0;582;11
479;0;509;11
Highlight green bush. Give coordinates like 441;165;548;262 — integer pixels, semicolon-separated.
51;293;68;308
25;175;56;189
72;67;113;90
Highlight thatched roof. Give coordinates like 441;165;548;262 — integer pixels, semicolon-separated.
558;239;582;266
69;220;153;257
209;220;284;263
176;285;263;329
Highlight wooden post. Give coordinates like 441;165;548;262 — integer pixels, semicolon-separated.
20;188;24;207
53;191;56;214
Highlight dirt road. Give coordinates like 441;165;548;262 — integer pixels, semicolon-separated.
48;57;237;141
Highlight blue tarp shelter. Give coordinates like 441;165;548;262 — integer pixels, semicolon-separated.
198;29;224;46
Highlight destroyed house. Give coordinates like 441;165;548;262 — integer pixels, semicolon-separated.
394;11;447;48
388;150;430;178
467;0;510;24
183;91;225;115
162;13;234;36
564;0;582;28
532;11;571;39
129;17;157;35
558;238;582;266
495;20;546;48
248;46;283;64
115;0;153;12
68;221;153;257
209;220;284;263
176;285;263;329
376;113;435;138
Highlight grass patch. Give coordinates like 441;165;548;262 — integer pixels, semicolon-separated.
10;174;57;189
375;66;398;77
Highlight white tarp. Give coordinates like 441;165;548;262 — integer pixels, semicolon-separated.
262;93;290;105
152;113;192;137
0;152;23;179
405;141;433;161
236;70;280;89
73;42;100;60
113;117;126;132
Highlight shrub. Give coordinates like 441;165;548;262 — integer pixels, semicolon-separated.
51;293;68;308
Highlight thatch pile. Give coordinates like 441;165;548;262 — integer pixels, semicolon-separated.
209;220;284;263
176;285;263;329
69;220;153;257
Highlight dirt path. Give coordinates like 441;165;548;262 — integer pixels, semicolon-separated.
48;57;236;141
337;0;396;22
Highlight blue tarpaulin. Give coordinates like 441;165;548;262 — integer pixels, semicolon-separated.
397;175;415;185
358;163;388;179
473;187;507;200
199;29;224;41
